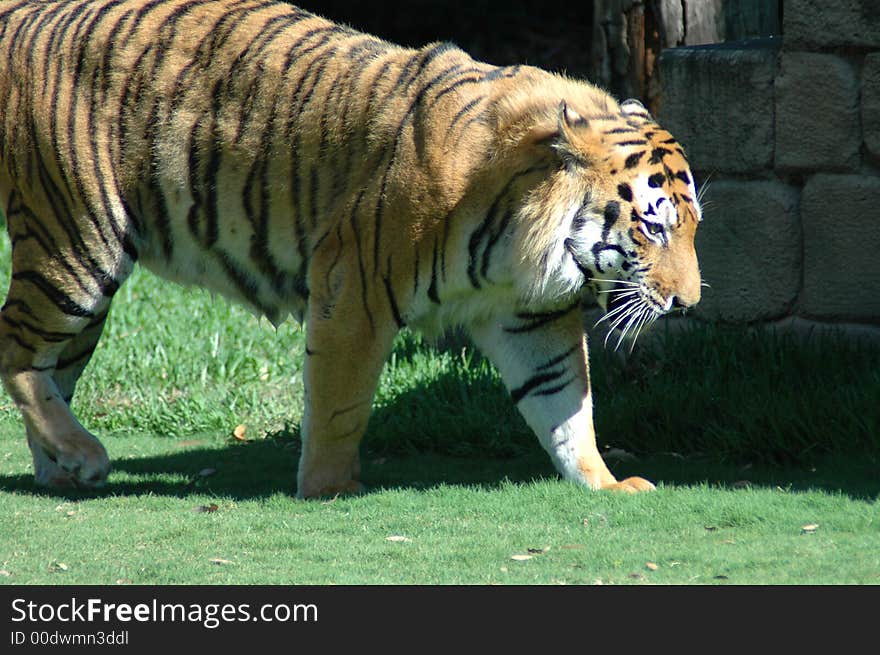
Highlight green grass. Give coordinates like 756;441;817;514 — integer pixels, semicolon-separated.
1;229;879;585
0;435;877;584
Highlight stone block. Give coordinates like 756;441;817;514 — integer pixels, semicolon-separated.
658;40;778;174
862;53;880;161
784;0;880;50
692;181;801;322
775;53;860;173
800;175;880;321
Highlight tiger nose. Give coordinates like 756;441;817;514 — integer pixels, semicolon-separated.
671;291;699;310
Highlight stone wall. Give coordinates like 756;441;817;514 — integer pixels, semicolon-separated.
657;0;880;327
591;0;779;113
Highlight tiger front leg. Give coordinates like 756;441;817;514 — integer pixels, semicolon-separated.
296;234;399;499
468;304;655;493
296;316;397;499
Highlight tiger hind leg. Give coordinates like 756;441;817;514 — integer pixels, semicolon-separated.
0;296;116;488
0;201;129;488
20;313;112;488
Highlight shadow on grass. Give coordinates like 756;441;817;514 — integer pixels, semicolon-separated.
1;325;878;502
0;430;877;502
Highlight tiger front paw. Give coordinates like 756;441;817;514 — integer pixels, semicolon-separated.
600;476;656;493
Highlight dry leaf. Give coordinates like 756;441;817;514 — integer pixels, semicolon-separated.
510;554;533;561
527;546;551;554
386;535;411;543
0;570;11;577
209;558;234;566
198;467;217;478
704;526;718;532
51;562;68;572
801;524;819;534
232;425;248;441
646;562;659;571
115;578;132;585
192;504;219;513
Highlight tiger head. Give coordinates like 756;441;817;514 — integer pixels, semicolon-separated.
516;96;702;341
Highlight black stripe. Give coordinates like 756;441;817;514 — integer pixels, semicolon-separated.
647;172;666;188
510;369;567;405
349;191;375;330
412;245;420;296
382;257;405;329
146;99;174;260
393;41;457;94
602;201;620;240
56;343;100;372
11;271;95;317
624;151;645;169
212;249;268;314
532;376;576;398
650;147;672;164
447;95;485;133
427;237;441;304
536;344;580;371
504;302;579;334
467;165;546;289
1;313;77;343
4;331;38;354
7;199;94;296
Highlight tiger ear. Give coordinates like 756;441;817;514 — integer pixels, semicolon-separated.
557;100;586;139
620;98;652;121
551;100;589;167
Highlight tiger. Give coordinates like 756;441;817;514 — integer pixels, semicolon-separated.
0;0;702;499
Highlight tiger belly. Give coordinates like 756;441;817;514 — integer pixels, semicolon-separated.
138;175;310;325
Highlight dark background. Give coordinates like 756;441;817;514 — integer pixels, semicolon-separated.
293;1;596;77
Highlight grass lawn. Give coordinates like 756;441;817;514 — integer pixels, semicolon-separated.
0;232;878;585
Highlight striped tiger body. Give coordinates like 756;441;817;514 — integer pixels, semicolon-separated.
0;0;702;498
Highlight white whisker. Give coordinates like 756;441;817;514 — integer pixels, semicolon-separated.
696;173;713;204
596;287;640;296
606;299;642;333
603;303;640;347
588;277;639;287
614;315;635;351
594;296;642;328
628;306;654;353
